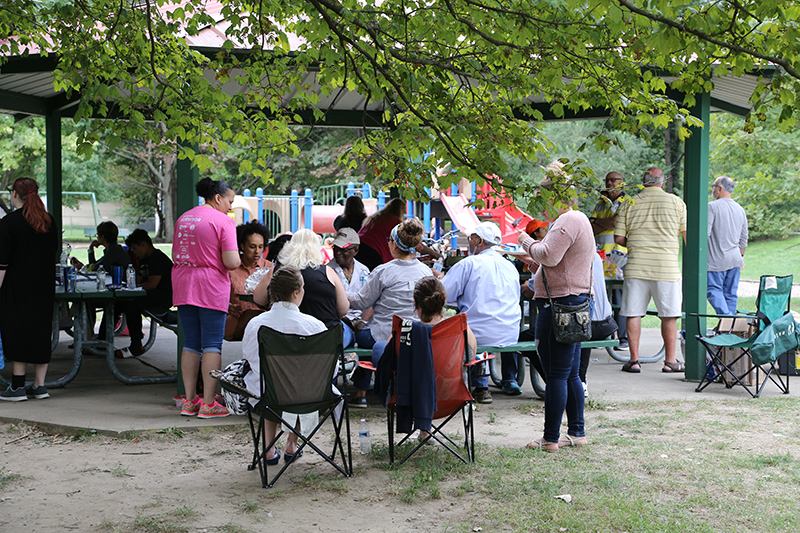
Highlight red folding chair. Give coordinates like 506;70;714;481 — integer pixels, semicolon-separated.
360;314;490;464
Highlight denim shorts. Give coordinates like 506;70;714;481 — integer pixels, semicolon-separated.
178;305;227;355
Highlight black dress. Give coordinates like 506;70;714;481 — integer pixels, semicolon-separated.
0;210;59;364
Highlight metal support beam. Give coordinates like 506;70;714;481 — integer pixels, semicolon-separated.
683;92;711;382
176;145;198;219
174;145;198;396
45;110;62;233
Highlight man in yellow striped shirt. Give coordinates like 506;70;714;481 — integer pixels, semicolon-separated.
614;167;687;374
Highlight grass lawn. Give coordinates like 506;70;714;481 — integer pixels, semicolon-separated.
741;235;800;281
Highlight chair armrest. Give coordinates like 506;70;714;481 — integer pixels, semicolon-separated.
357;361;377;372
464;353;495;367
209;369;259;399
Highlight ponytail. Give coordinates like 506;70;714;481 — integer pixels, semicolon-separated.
12;178;51;234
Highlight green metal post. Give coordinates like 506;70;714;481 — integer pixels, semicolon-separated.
176;145;199;219
683;92;711;382
45;110;62;233
174;144;198;395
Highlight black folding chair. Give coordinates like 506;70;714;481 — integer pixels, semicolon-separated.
212;324;352;488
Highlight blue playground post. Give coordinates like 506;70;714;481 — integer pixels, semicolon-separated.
256;188;264;224
347;182;355;198
290;190;299;233
377;191;386;210
304;188;313;230
407;199;414;219
470;181;477;203
450;183;458;197
362;183;371;198
243;188;251;223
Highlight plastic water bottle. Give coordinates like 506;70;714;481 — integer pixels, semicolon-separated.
126;265;136;289
66;267;76;293
358;419;371;455
96;265;106;291
433;257;444;274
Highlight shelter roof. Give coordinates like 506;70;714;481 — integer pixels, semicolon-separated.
0;1;768;123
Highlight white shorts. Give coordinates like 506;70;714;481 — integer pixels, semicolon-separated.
620;278;682;318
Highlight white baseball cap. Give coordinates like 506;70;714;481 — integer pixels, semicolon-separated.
470;222;502;245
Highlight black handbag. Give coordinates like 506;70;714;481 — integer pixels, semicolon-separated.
541;267;593;344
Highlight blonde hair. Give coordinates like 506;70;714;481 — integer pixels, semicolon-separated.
277;229;324;270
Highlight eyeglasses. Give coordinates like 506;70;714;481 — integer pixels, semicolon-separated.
6;186;12;193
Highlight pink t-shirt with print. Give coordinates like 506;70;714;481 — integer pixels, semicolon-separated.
172;205;238;312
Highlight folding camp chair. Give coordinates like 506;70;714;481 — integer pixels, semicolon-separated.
212;324;352;488
361;314;484;465
693;275;795;398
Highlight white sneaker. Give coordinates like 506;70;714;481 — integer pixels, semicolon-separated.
582;381;588;398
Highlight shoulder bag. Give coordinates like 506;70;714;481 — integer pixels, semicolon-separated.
541;265;593;344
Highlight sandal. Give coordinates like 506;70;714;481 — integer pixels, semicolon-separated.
621;360;641;373
558;435;588;447
525;438;559;453
662;360;686;373
284;448;304;463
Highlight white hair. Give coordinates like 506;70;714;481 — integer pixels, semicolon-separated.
716;176;735;193
277;229;324;270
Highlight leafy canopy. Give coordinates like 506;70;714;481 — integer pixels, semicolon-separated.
2;0;800;212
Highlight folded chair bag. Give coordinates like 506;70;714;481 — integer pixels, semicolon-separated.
750;312;799;366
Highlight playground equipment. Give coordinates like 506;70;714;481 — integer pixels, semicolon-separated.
229;174;533;245
230;183;379;237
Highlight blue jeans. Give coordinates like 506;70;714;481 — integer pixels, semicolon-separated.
535;295;587;442
707;268;740;315
501;353;519;385
471;363;489;390
343;321;355;348
178;305;226;355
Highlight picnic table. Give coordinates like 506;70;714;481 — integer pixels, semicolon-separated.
0;280;177;389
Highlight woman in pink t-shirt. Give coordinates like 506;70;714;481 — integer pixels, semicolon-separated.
172;177;241;419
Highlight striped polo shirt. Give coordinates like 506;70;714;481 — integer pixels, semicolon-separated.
615;186;687;282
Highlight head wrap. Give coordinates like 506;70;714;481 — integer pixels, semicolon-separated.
390;224;417;253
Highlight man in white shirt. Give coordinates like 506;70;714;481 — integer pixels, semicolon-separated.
439;222;522;403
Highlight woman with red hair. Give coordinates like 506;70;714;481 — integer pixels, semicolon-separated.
0;178;59;401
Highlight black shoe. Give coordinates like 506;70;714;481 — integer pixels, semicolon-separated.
0;386;27;402
25;385;50;399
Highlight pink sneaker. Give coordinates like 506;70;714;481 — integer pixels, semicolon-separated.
197;401;230;419
180;397;201;416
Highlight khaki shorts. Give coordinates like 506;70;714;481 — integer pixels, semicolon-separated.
620;278;682;318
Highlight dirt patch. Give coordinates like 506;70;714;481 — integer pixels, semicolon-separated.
2;397;799;532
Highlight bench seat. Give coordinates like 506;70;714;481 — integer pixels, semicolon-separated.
348;338;619;360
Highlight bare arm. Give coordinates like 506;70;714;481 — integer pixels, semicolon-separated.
681;231;687;246
326;265;350;318
253;268;274;307
590;215;617;235
614;235;627;247
466;325;478;362
221;249;241;271
416;242;441;259
0;269;5;289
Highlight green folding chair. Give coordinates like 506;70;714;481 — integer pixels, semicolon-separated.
693;275;795;398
